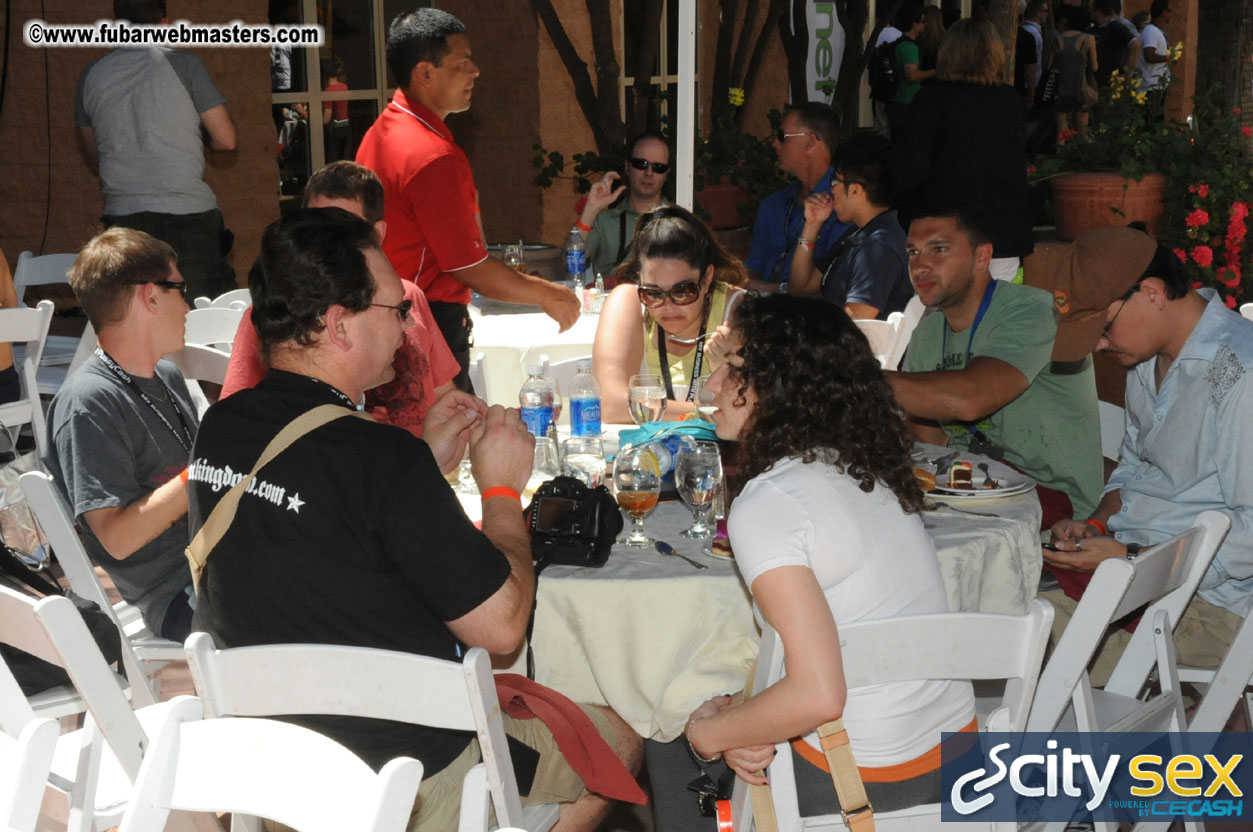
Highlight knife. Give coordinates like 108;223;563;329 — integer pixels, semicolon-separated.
655;540;708;569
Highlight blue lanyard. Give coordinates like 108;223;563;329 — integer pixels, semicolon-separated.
940;280;997;437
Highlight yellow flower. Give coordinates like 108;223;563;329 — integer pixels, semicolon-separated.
728;87;745;107
1168;42;1184;61
1112;91;1121;101
1130;75;1142;88
1135;92;1147;105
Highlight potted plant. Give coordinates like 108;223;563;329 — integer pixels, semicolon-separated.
1033;45;1188;240
693;89;784;229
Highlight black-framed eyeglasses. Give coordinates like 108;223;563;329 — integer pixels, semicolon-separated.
130;280;188;297
638;280;703;308
832;176;864;188
776;129;812;143
628;157;670;175
371;299;413;322
1101;286;1139;340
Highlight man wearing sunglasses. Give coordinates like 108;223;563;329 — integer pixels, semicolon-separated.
577;131;671;280
47;227;199;643
744;103;852;293
1031;231;1253;686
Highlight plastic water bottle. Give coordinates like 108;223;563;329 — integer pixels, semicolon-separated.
635;435;697;479
569;359;602;437
593;272;606;313
565;225;587;307
519;365;555;437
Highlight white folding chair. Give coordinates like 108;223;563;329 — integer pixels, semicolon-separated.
730;600;1054;832
0;585;213;832
185;634;560;832
13;252;84;397
0;700;58;832
539;354;588;397
885;295;925;371
34;322;98;398
183;307;244;354
852;313;903;369
0;301;53;462
163;344;230;417
468;352;487;400
1097;400;1125;462
1240;302;1253;322
20;471;182;700
117;696;422;832
191;288;250;311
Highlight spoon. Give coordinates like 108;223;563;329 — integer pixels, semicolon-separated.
977;462;997;488
655;540;708;569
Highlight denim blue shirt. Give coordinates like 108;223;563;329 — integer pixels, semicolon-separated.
1106;290;1253;616
745;169;853;283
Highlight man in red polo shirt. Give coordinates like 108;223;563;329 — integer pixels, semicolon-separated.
357;8;580;392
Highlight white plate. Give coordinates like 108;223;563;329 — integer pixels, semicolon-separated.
931;458;1035;499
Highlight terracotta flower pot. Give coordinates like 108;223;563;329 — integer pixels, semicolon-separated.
694;182;750;230
1049;172;1167;241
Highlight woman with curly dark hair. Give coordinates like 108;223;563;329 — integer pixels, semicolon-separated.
680;294;975;815
592;204;746;423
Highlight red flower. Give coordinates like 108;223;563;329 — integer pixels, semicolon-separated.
1242;126;1252;138
1190;245;1214;267
1058;129;1079;145
1193;281;1203;289
1226;295;1238;309
1198;184;1210;198
1026;164;1038;175
1173;248;1188;262
1186;209;1211;228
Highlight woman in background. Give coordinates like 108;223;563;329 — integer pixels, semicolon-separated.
0;250;25;405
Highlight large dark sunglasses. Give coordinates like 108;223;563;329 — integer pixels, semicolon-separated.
628;157;670;175
130;280;188;297
371;298;413;322
638;280;702;308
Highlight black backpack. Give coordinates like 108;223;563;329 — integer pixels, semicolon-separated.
868;38;899;101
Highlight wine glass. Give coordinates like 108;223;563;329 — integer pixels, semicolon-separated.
562;435;605;488
613;445;661;546
503;243;525;273
676;441;723;539
524;437;560;502
628;373;667;426
690;377;717;423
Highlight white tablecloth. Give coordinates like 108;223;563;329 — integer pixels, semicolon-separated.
469;302;599;410
462;478;1043;740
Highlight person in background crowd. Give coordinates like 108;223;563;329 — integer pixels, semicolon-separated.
1046;4;1099;141
321;56;352;162
47;229;197;641
594;205;746;423
577;132;671;281
1136;0;1172;91
895;17;1035;283
787;134;913;321
220;161;459;438
1093;0;1140;87
871;10;903;137
1041;238;1253;688
917;6;946;75
0;250;24;407
744;103;852;292
76;0;237;300
887;3;935;138
356;8;579;392
888;200;1102;524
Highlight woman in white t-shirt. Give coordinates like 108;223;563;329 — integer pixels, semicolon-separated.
682;294;975;815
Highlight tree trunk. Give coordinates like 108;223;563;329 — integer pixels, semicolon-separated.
984;0;1020;84
626;0;665;138
779;0;810;102
586;0;626;150
833;0;871;134
740;0;789;121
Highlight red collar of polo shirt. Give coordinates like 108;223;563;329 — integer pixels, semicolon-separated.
390;90;452;143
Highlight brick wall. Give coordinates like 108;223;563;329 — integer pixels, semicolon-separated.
0;0;277;288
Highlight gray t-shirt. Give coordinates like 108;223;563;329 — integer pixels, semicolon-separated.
46;356;198;636
74;47;225;216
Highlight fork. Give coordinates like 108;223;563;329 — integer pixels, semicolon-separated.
929;501;1002;518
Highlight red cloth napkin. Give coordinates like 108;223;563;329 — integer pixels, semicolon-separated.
494;673;647;805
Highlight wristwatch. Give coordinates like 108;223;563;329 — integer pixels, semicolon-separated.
1125;542;1143;560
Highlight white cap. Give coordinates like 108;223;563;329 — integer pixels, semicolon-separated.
527;364;544;376
576;358;592;371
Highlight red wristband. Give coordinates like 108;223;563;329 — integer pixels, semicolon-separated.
1085;518;1107;536
179;468;189;485
575;219;592;233
481;486;522;503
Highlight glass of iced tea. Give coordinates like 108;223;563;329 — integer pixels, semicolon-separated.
613;445;661;546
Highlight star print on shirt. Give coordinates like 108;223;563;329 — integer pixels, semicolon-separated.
286;492;305;513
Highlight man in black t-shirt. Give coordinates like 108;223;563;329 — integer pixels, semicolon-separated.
188;208;640;831
1093;0;1140;86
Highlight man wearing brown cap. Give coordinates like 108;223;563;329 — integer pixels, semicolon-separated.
1036;229;1253;684
889;201;1103;521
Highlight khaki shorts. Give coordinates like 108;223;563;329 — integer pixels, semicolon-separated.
1041;588;1244;688
408;704;616;832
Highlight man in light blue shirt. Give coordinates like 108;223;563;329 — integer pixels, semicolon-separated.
1043;239;1253;684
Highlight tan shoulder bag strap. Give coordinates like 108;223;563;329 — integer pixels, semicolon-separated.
185;404;373;592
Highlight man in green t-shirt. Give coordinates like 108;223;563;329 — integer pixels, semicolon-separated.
887;4;934;137
887;201;1102;521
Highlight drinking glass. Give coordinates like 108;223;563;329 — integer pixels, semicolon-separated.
503;243;525;273
628;373;667;426
676;441;723;539
690;377;717;423
524;437;560;502
613;445;661;546
562;435;605;488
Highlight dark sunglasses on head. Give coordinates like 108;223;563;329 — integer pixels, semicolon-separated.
628;157;670;175
638;280;702;308
371;298;414;322
130;279;188;297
